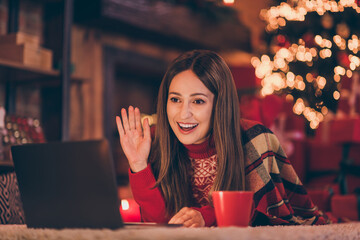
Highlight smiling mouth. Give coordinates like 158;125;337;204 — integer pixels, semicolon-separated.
177;123;198;131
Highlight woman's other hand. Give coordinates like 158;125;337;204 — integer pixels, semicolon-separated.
168;207;205;227
116;106;151;172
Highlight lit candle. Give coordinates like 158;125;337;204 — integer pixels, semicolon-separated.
119;199;141;222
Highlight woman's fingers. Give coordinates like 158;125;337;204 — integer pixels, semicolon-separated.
143;117;151;141
168;207;205;227
134;107;142;133
121;108;130;132
168;208;189;225
116;116;124;137
119;106;149;137
128;106;136;131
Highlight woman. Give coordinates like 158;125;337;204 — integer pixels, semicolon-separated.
116;50;328;227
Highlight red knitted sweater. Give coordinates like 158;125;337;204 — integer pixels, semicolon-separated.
128;137;217;227
186;137;217;207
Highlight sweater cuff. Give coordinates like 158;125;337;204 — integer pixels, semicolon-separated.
192;205;216;227
128;164;157;189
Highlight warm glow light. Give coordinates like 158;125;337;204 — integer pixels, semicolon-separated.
251;57;261;67
350;63;356;70
325;40;332;48
306;73;314;82
321;106;329;115
286;72;295;87
121;200;130;210
333;35;342;45
317;76;327;89
223;0;235;5
310;120;319;129
296;81;306;91
286;94;294;101
319;49;332;59
278;18;286;26
274;58;286;69
346;70;353;78
348;35;359;53
295;75;304;82
277;48;291;60
334;74;341;82
119;199;141;222
255;56;274;78
350;55;360;66
261;86;274;96
334;66;346;75
261;55;271;62
317;112;324;122
256;0;359;127
286;72;295;81
261;0;358;31
310;48;317;57
293;98;305;115
315;35;322;46
305;52;312;61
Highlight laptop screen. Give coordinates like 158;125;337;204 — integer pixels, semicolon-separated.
11;139;124;229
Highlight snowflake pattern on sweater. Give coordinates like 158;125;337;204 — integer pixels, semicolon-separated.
189;155;217;206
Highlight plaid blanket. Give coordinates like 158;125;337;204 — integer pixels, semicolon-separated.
241;119;329;225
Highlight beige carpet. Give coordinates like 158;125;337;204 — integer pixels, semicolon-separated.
0;222;359;240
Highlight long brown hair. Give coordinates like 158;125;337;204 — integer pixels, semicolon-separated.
150;50;245;216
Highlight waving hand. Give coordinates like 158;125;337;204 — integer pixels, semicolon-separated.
116;106;151;172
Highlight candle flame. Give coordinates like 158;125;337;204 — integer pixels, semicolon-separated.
121;199;130;210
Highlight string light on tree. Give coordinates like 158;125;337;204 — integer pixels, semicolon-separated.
253;0;360;129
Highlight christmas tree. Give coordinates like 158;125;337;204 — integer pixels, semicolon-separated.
252;0;360;129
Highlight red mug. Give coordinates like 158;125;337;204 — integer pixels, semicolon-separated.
212;191;254;227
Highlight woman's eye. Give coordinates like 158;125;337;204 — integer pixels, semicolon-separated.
194;99;205;104
170;97;180;103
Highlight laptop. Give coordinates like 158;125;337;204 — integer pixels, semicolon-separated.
11;139;180;229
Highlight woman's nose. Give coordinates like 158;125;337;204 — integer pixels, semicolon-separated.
180;103;192;119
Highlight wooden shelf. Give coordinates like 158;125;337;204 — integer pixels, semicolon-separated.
0;161;14;168
0;58;59;76
0;58;89;83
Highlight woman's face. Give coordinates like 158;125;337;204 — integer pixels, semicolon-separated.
167;70;215;145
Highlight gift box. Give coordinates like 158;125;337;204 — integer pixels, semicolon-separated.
240;94;300;129
339;174;360;194
337;96;351;115
314;117;360;144
314;118;334;144
307;184;340;212
289;140;306;182
308;189;332;212
239;95;263;124
306;174;339;189
329;118;360;143
230;65;260;90
331;194;359;221
337;73;360;115
306;140;342;172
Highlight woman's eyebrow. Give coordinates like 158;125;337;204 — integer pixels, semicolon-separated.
168;92;209;98
191;93;209;98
